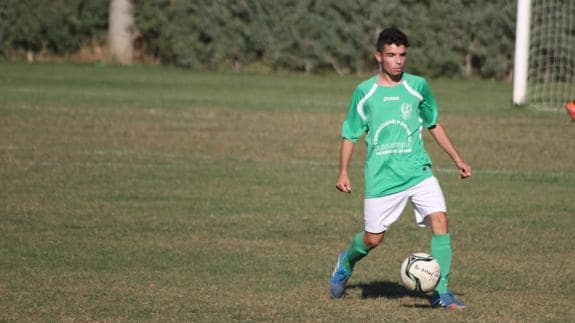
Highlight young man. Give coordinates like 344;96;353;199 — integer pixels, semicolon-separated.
329;27;471;310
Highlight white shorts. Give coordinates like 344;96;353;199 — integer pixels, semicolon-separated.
364;176;446;233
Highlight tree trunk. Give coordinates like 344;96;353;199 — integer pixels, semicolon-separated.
108;0;134;65
464;52;472;78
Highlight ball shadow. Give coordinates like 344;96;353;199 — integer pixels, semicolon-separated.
347;280;431;301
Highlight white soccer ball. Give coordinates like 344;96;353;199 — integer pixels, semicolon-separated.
400;252;441;293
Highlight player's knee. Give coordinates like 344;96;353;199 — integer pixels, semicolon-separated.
364;232;385;249
427;212;448;234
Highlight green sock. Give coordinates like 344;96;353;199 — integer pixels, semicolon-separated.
431;233;451;294
342;232;370;272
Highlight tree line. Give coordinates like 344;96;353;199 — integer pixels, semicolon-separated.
0;0;517;79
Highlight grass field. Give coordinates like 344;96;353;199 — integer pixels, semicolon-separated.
0;61;573;321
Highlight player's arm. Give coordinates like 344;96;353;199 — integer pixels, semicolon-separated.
338;84;367;193
336;138;355;193
428;123;471;179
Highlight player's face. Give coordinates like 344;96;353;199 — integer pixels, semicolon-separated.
375;44;407;78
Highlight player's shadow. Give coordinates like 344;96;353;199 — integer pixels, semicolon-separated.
347;280;430;301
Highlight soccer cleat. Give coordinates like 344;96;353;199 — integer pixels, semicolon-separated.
430;291;466;310
329;251;352;298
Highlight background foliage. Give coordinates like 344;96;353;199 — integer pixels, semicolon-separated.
0;0;107;55
0;0;517;78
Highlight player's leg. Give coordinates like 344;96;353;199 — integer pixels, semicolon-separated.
329;232;369;299
426;212;464;309
344;231;372;272
427;212;451;293
330;192;408;298
411;176;465;309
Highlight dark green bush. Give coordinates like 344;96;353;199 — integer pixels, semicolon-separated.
1;0;108;56
0;0;517;79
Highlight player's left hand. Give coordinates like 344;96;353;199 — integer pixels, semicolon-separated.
455;160;472;179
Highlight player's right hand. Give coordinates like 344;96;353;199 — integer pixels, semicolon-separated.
336;175;352;193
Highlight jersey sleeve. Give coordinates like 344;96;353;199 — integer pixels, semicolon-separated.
418;80;439;128
341;87;368;142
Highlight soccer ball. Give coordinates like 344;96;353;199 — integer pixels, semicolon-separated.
400;252;441;293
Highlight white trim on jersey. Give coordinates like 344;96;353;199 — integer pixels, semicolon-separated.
357;83;378;122
401;80;423;101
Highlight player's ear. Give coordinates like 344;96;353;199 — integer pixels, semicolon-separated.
374;51;382;63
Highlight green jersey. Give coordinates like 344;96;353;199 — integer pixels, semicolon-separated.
341;73;439;198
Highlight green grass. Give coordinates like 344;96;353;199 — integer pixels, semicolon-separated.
0;61;573;321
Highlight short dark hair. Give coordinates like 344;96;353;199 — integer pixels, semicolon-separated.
376;27;409;51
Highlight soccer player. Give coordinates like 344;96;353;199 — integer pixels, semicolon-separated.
329;27;471;310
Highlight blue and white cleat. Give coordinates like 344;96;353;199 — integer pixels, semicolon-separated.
430;291;466;310
329;251;352;299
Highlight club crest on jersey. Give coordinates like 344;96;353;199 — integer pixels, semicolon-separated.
401;103;412;120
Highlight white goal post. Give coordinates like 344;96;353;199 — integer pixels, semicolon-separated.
512;0;575;110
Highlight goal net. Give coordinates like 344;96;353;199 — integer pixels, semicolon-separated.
526;0;575;110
